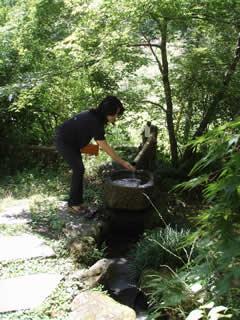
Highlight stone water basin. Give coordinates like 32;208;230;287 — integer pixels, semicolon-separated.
104;170;154;211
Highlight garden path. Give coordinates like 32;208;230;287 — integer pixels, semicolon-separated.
0;200;62;313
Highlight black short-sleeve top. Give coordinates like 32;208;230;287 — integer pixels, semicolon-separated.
56;110;105;150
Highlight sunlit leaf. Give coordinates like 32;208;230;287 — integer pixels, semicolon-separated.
186;309;203;320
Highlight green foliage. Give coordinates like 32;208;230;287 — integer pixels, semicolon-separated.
30;197;65;235
186;304;233;320
0;166;67;199
147;283;233;320
129;226;192;277
182;118;240;235
80;241;106;266
136;118;240;319
143;236;237;319
1;0;240;162
177;118;240;318
145;270;195;319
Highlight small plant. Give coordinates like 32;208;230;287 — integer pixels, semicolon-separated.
69;236;106;266
81;242;106;266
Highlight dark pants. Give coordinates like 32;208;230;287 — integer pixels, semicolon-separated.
55;137;85;206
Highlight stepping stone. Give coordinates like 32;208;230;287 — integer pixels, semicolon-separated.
0;234;55;262
0;200;31;225
0;273;62;313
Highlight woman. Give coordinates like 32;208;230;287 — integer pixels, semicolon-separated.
55;96;135;214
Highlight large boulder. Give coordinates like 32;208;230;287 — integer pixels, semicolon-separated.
72;258;113;288
69;291;136;320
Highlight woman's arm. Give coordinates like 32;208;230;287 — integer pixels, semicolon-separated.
96;140;135;171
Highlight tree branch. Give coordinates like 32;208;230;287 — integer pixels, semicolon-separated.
142;34;163;74
150;13;237;27
126;43;161;49
142;100;167;113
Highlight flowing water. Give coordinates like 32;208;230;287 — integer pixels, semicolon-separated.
136;312;148;319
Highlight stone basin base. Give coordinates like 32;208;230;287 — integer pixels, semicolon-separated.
104;170;154;211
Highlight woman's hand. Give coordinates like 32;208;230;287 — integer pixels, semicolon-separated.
96;140;136;171
121;161;136;171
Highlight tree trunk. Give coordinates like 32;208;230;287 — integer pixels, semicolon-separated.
183;99;193;143
161;20;179;166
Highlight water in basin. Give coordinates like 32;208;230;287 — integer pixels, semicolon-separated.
105;170;153;210
112;178;142;188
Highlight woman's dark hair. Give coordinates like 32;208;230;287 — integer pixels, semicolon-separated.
90;96;124;123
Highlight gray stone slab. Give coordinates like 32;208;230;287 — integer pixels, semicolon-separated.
0;200;31;225
0;234;55;262
0;273;62;313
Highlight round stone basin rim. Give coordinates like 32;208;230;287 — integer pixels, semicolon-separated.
105;169;154;189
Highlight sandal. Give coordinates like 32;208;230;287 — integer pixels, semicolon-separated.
68;206;88;215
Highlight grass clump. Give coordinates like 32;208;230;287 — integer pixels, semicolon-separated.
128;226;197;319
129;226;192;277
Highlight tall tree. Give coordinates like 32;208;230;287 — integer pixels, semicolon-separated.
96;0;240;166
